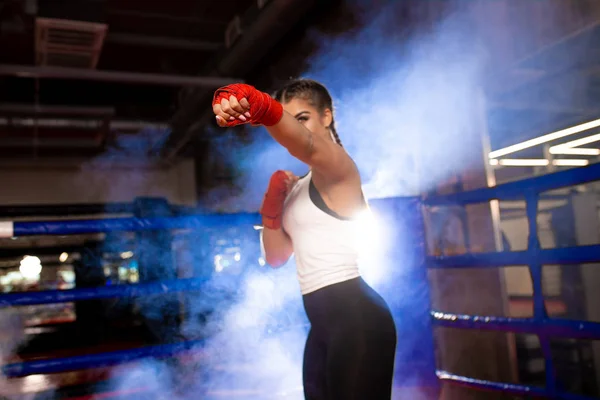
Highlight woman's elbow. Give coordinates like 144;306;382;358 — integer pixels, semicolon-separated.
265;255;286;268
265;250;291;268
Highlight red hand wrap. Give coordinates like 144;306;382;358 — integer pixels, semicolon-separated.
213;83;283;127
260;170;289;230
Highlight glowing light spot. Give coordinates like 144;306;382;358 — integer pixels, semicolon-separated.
120;251;134;259
59;270;75;283
59;252;68;262
354;208;390;286
130;270;139;283
118;267;128;280
19;256;42;279
214;255;224;272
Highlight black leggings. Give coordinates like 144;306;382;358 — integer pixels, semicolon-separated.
302;277;397;400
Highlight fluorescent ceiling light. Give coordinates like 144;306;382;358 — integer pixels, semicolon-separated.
549;133;600;153
490;159;549;166
549;147;600;156
488;118;600;159
490;158;590;167
552;159;589;167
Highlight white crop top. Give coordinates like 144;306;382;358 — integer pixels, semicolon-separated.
278;171;361;295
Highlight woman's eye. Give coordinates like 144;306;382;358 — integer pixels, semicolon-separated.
297;117;308;124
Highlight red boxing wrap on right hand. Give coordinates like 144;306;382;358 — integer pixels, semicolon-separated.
213;84;283;128
260;170;289;230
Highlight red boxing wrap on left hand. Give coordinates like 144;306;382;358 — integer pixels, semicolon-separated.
212;84;283;127
260;170;289;230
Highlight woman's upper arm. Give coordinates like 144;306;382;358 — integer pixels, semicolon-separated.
305;138;356;183
265;112;356;183
283;127;356;183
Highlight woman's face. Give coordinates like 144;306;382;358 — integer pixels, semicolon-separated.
282;97;333;142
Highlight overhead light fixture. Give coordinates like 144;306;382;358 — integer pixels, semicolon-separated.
552;159;589;167
488;118;600;159
549;133;600;154
490;158;589;167
549;147;600;156
490;158;549;166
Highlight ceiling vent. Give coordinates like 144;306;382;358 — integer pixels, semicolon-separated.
35;18;107;69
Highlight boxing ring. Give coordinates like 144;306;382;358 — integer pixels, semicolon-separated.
426;162;600;399
1;164;600;399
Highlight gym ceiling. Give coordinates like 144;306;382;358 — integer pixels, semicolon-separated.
0;0;356;168
1;0;600;183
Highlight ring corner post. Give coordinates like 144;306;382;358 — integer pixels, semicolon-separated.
75;241;107;345
369;196;441;399
133;197;180;344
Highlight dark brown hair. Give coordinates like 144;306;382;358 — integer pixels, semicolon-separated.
274;79;342;147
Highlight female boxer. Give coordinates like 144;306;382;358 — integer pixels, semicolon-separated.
212;79;397;400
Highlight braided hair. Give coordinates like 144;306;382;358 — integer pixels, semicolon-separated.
274;79;342;147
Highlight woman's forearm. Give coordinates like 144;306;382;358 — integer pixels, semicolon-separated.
212;85;354;182
262;227;294;268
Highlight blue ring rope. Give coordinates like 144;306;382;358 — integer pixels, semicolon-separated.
424;161;600;205
437;371;598;400
427;244;600;267
11;213;261;237
0;278;209;308
432;312;600;340
3;340;204;377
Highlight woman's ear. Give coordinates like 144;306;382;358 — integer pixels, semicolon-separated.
322;108;333;129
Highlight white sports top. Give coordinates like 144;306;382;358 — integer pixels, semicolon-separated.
280;171;361;295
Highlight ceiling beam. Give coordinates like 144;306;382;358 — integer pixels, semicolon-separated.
0;117;167;131
487;21;600;96
106;33;222;52
0;156;168;169
0;64;241;87
108;9;222;26
0;138;101;148
488;100;600;116
162;0;317;161
0;103;115;117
